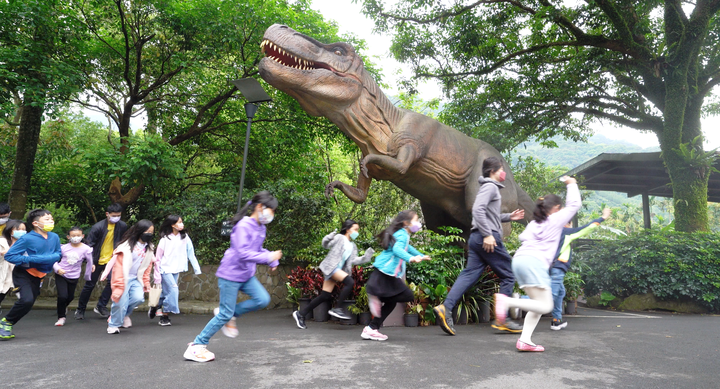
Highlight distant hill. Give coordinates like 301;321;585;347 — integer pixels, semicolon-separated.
511;134;660;170
509;134;660;210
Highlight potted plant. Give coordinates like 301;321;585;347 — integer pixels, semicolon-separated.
348;286;371;325
404;283;425;327
287;266;324;320
285;282;301;311
563;271;584;315
422;283;448;325
454;293;481;325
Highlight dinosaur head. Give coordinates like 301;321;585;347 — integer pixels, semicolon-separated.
258;24;365;116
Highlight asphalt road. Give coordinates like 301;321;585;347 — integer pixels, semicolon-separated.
0;307;717;388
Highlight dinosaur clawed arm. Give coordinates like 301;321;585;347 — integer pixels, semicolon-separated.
325;173;372;204
361;144;418;178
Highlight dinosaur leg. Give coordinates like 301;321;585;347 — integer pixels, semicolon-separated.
325;171;372;204
360;144;418;178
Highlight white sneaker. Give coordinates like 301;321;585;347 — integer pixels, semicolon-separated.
55;318;66;327
107;326;120;334
361;326;388;341
213;307;220;316
184;343;215;362
122;316;132;328
213;307;239;338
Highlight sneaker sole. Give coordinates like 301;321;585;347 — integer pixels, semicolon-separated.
551;323;568;331
292;312;306;329
360;333;387;341
491;324;523;333
433;306;455;336
159;322;172;326
0;335;14;340
220;327;238;338
184;352;214;362
328;311;351;320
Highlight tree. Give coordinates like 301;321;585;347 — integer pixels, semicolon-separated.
0;0;86;216
361;0;720;232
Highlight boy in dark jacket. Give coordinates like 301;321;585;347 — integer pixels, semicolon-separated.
75;203;127;319
550;208;611;330
0;209;61;340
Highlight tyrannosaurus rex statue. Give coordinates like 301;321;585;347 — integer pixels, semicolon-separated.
258;24;535;232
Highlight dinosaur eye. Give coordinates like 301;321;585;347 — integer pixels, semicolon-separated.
334;49;343;56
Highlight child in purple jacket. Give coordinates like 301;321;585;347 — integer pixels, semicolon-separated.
184;191;282;363
54;227;94;326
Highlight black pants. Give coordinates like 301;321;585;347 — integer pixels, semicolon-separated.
76;263;111;311
443;230;515;311
55;275;79;318
3;267;42;325
369;287;414;330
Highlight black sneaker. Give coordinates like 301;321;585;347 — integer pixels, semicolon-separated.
74;309;85;320
158;315;171;326
328;308;351;320
94;305;110;318
293;311;307;329
148;306;158;319
551;319;568;331
433;305;456;335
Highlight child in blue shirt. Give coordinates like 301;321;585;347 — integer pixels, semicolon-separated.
0;209;61;340
550;208;610;330
363;210;430;341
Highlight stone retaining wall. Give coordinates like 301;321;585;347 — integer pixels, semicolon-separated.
39;264;293;310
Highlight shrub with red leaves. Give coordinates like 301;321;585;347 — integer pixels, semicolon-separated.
287;266;324;298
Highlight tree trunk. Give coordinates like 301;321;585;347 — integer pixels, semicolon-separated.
8;101;44;217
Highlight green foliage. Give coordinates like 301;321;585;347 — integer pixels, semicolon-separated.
406;227;465;287
348;286;369;314
598;291;617;307
580;230;720;311
285;282;301;307
27;201;84;243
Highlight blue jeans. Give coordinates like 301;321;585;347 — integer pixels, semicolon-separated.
550;268;566;320
109;278;144;327
193;276;270;345
158;273;180;314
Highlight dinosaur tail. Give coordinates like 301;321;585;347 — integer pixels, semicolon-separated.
516;185;536;225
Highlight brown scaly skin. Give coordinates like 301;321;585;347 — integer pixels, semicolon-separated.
258;24;534;232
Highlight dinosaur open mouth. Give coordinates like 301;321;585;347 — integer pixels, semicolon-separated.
261;39;335;72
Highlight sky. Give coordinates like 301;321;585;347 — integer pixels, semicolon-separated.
308;0;720;150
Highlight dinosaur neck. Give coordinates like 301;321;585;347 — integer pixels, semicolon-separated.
333;70;404;155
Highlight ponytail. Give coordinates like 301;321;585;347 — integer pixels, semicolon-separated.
532;194;562;223
376;210;417;250
231;191;278;225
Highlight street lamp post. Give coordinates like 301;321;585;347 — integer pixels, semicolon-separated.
231;78;272;213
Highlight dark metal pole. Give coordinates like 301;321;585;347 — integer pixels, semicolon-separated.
236;103;259;213
642;192;651;229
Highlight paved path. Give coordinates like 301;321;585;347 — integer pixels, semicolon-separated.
0;306;717;388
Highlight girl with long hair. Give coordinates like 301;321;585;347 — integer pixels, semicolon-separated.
101;219;156;335
362;210;430;341
184;191;282;362
292;219;375;329
494;177;580;352
150;214;201;326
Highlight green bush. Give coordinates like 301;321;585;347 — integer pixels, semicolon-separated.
579;230;720;311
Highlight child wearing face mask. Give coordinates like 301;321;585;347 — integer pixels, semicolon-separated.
292;219;375;329
150;215;201;326
362;210;431;341
1;209;61;340
0;219;26;314
0;202;11;236
184;191;282;363
101;220;156;335
53;227;94;326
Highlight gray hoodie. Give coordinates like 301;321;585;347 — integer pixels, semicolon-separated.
472;176;511;238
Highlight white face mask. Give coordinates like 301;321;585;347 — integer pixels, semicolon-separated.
69;236;83;244
175;223;184;231
258;208;274;225
0;217;8;225
109;216;121;224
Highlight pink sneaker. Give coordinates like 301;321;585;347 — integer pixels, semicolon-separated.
494;293;507;324
361;326;388;341
516;339;544;352
368;295;381;318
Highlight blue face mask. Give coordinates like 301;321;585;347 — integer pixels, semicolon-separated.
13;230;26;239
349;231;359;240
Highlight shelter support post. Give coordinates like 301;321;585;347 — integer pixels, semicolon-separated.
642;192;651;229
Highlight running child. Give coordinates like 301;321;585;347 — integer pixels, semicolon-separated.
494;177;580;352
0;220;26;313
101;220;156;334
1;209;62;340
53;227;94;326
550;207;610;330
184;191;281;362
150;215;201;326
292;219;374;329
362;210;430;341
